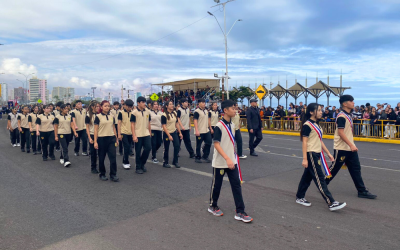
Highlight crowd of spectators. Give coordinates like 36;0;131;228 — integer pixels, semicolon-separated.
162;85;217;105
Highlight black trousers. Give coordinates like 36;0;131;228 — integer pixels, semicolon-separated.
55;140;60;150
10;129;20;144
196;132;212;159
249;128;263;153
151;130;163;159
235;129;243;156
74;130;88;153
122;134;133;165
89;134;97;170
296;152;335;205
135;136;151;170
40;131;55;159
115;124;123;154
20;128;31;150
98;136;117;177
325;150;367;193
31;132;41;152
209;165;245;213
163;131;180;164
179;129;194;156
59;134;71;162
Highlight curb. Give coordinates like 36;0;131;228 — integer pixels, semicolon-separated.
239;129;400;145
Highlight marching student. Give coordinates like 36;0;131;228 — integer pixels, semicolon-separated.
193;98;212;163
7;107;20;147
17;105;31;153
118;99;134;170
150;101;163;163
130;96;152;174
111;101;123;155
94;100;119;182
325;95;377;199
208;102;220;139
177;98;195;158
161;100;183;168
36;105;56;161
208;100;253;223
71;100;88;156
54;104;78;167
29;106;41;155
295;103;346;211
86;101;100;174
54;102;63;151
232;103;246;159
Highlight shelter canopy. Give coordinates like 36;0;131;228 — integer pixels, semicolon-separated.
308;81;337;98
269;84;287;99
287;82;308;98
154;78;220;92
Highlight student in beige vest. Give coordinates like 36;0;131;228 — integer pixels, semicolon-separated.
208;102;220;139
86;101;100;174
118;99;134;169
232;103;246;159
325;95;377;199
54;102;63;151
7;107;20;147
18;105;31;153
296;103;346;211
94;100;119;182
194;98;212;163
177;98;195;158
161;100;183;168
111;101;123;155
130;96;152;174
36;105;56;161
29;106;41;155
54;104;78;167
208;100;253;223
150;101;163;163
71;100;88;156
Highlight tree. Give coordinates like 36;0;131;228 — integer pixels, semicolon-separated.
53;95;59;102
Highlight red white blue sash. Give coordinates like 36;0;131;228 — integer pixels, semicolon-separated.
219;120;243;182
337;112;353;131
305;121;332;178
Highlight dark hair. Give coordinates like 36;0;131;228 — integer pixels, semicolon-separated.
48;103;54;107
66;103;71;106
75;100;82;104
113;101;120;105
180;98;188;104
300;103;320;141
125;99;134;107
56;101;63;107
163;100;176;120
31;105;39;113
198;98;205;103
221;100;235;112
88;101;98;125
60;104;68;113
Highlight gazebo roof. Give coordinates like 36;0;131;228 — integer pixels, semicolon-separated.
287;82;308;98
307;81;336;98
270;84;287;99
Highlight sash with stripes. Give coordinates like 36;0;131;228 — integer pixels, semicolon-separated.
337;112;353;131
305;120;332;178
218;120;243;182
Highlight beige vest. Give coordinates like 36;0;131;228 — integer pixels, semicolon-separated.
29;113;39;130
304;121;322;153
210;110;220;126
72;109;87;131
9;113;18;129
19;113;30;129
87;114;96;135
178;107;191;130
119;109;133;135
162;112;177;133
232;112;241;131
194;108;209;134
334;113;354;151
150;110;163;131
212;121;237;168
132;108;151;137
110;109;120;125
96;113;115;137
37;114;55;132
56;114;72;134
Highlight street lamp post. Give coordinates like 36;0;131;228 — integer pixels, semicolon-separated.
208;0;242;100
127;89;134;99
91;87;97;100
18;72;35;104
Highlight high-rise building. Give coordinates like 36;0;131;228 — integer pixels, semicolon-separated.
52;87;75;103
14;87;28;104
29;77;48;104
8;89;14;101
39;79;47;104
1;83;8;104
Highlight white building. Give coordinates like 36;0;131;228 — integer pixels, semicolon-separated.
1;83;8;104
53;87;75;103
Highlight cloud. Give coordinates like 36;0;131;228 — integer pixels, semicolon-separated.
0;58;37;75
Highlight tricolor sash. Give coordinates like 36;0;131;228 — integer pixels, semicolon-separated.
305;120;332;178
337;112;353;131
219;120;243;182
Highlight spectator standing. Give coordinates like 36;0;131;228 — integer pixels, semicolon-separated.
246;99;263;156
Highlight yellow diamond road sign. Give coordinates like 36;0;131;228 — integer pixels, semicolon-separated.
150;93;159;101
255;85;267;100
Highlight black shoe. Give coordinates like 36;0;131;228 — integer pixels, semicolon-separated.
189;154;196;159
195;158;203;163
163;163;171;168
27;150;30;153
99;175;108;181
74;152;79;156
173;163;181;168
50;156;56;160
358;190;377;199
250;152;258;157
21;148;25;152
91;169;99;174
202;158;211;163
136;169;144;174
82;152;88;156
329;201;347;211
43;158;48;161
33;151;37;155
110;176;120;182
142;166;147;173
56;148;61;151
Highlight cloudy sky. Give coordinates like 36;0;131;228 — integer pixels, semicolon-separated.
1;0;400;106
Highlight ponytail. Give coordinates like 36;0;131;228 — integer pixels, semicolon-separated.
300;103;319;141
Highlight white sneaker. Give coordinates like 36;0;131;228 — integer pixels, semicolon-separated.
13;144;17;147
123;164;131;169
17;143;21;147
296;198;311;207
239;155;247;159
64;161;71;167
60;159;65;164
152;158;159;163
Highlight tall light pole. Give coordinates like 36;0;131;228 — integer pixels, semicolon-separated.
127;89;134;99
18;72;34;104
91;87;97;100
208;0;242;100
121;85;126;101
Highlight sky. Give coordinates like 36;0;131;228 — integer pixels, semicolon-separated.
1;0;400;107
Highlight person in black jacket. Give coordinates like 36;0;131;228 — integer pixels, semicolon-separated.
246;99;263;156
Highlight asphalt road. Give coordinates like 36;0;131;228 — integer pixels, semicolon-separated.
0;119;399;250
